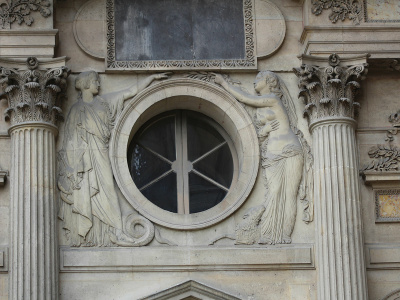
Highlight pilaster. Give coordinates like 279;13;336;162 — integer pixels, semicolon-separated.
0;57;69;300
294;53;369;300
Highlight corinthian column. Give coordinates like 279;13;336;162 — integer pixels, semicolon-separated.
294;54;369;300
0;57;69;300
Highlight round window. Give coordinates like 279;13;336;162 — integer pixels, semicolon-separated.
110;78;259;229
127;110;234;214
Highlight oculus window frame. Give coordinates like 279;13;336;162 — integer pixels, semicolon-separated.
110;78;259;230
106;0;256;71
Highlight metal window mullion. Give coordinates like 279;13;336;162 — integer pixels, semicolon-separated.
182;112;190;215
175;112;185;214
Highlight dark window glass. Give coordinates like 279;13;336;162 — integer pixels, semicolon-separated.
127;110;234;214
187;115;224;161
188;172;227;214
141;172;178;213
193;143;233;188
136;115;176;161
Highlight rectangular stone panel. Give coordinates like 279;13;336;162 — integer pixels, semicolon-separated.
375;189;400;222
367;244;400;269
106;0;256;70
60;245;314;272
365;0;400;22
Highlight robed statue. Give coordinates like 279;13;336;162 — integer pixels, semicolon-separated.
58;71;169;246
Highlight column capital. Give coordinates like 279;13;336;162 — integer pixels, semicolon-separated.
0;57;70;130
294;53;369;128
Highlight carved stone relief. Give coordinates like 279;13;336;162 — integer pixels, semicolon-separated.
363;111;400;173
311;0;364;25
294;53;368;127
57;71;170;247
0;57;69;126
0;0;51;29
213;71;314;245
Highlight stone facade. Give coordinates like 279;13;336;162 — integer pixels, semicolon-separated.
0;1;399;299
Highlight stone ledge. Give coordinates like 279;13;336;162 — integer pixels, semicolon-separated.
60;244;314;272
0;30;58;58
366;244;400;270
363;171;400;189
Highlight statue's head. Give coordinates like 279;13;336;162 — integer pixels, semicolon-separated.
254;71;280;94
75;71;100;95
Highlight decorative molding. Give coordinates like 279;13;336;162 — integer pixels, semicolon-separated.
0;0;51;29
105;0;256;70
0;57;70;128
140;280;241;300
382;289;400;300
0;170;8;186
311;0;363;25
60;245;314;272
294;53;369;127
0;247;8;273
366;244;400;270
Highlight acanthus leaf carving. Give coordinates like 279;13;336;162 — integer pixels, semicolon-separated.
293;54;368;126
311;0;363;25
0;0;51;29
0;57;70;127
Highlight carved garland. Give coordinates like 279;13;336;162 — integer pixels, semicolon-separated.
0;0;51;29
362;110;400;173
105;0;256;70
311;0;363;25
0;57;69;127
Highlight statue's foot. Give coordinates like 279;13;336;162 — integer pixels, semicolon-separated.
282;235;292;244
258;236;274;245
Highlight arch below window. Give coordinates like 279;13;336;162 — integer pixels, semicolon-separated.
110;78;259;230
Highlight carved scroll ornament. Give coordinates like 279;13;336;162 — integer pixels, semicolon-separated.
311;0;363;25
0;0;51;29
294;54;368;126
0;57;69;127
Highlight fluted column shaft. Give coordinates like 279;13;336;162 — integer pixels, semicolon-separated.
9;125;58;300
0;57;69;300
294;54;369;300
311;120;367;299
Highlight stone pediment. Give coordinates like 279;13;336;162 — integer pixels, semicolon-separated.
140;280;240;300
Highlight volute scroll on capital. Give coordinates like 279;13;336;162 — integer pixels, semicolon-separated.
0;57;70;129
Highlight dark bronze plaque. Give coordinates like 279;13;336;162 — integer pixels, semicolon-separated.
106;0;256;70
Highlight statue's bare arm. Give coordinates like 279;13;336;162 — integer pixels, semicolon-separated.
213;73;275;108
122;72;171;101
